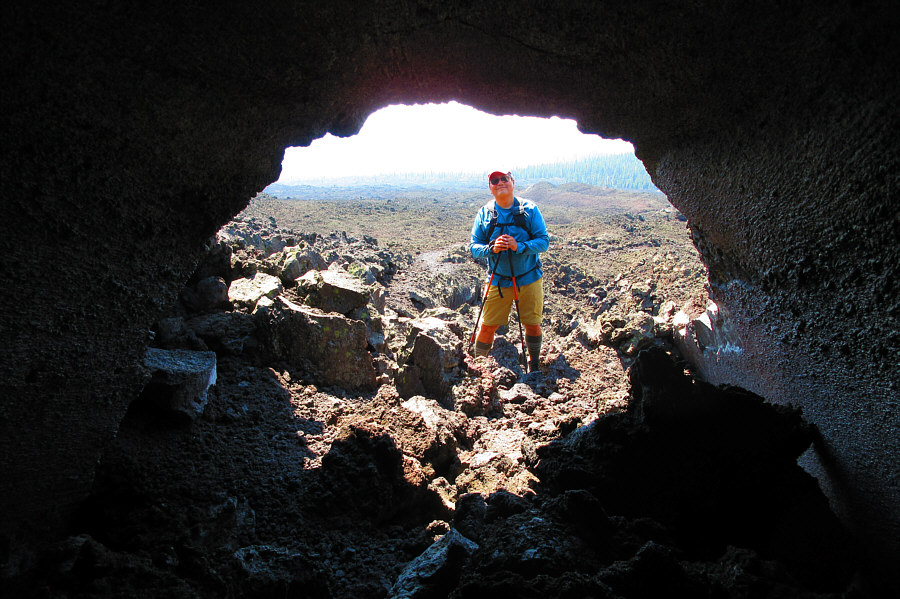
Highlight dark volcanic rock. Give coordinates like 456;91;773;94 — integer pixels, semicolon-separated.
181;275;230;313
141;348;217;422
396;316;465;404
313;424;426;523
255;296;377;390
534;348;854;590
231;544;330;597
184;311;258;356
389;529;478;598
295;267;371;316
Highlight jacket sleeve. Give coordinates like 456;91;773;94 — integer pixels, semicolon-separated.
470;207;493;259
516;204;549;255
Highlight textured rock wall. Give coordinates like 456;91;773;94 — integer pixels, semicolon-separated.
660;93;900;585
2;0;897;586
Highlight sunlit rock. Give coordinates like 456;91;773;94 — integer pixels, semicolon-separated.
280;246;327;281
673;300;743;377
295;267;370;316
254;296;376;390
396;317;464;404
228;272;283;310
401;395;467;471
620;311;656;356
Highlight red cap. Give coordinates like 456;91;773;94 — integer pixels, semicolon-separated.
488;171;511;180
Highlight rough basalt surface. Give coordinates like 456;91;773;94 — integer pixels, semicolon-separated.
1;0;897;593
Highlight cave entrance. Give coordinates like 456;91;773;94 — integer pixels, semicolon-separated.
257;101;676;255
226;98;706;395
270;101;653;190
246;98;698;327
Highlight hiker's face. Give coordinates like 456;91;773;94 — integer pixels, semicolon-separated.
489;174;514;197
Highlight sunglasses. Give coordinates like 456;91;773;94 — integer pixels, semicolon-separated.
490;175;511;185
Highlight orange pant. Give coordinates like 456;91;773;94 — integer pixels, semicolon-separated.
477;322;541;344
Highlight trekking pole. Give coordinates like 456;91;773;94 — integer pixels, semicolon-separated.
506;249;529;372
468;254;496;353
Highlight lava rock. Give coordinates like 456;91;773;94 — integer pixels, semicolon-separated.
396;317;464;404
389;529;478;598
254;296;376;390
141;348;217;421
185;311;258;356
295;267;370;315
228;272;283;310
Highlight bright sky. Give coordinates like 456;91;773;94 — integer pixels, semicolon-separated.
277;101;634;183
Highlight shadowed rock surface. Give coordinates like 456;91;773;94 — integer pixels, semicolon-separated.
2;0;897;595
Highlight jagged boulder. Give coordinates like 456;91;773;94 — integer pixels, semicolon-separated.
228;273;283;310
396;317;464;404
400;395;468;472
141;348;217;421
280;246;327;281
673;300;743;374
181;275;230;313
389;529;479;598
185;312;258;356
220;219;294;257
152;316;195;350
295;267;370;316
368;283;388;315
574;310;656;355
408;271;481;311
572;318;606;347
254;296;376;390
190;235;233;283
619;311;656;355
499;382;541;405
652;300;678;337
346;260;381;285
347;306;387;355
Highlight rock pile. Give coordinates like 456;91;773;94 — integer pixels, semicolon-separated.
539;247;702;363
389;349;855;598
158;215;530;418
152;216;419;401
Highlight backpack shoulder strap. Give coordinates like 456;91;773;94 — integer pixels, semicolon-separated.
512;198;531;237
485;201;499;240
485;199;532;240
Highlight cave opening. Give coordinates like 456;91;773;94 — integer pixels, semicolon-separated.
270;101;647;190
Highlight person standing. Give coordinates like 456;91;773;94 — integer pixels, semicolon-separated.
470;170;549;371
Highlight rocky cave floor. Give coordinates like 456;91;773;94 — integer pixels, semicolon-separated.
13;199;877;598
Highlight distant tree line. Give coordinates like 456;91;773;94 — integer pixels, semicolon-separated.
514;153;658;191
268;152;657;193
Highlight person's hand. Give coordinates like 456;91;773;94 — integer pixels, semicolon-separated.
492;234;517;253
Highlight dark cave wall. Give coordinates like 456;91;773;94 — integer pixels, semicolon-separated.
657;88;900;580
1;0;897;585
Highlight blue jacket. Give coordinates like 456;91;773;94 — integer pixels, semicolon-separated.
470;197;549;288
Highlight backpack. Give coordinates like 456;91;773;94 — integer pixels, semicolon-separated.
481;198;540;285
485;198;531;241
